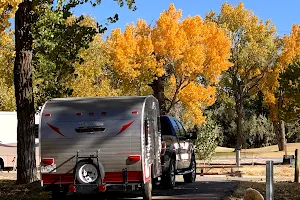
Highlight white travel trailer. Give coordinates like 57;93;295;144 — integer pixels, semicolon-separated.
0;111;40;170
39;96;161;199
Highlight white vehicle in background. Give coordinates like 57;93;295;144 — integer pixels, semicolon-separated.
0;111;40;171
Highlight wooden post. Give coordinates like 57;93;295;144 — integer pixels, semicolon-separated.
295;149;299;183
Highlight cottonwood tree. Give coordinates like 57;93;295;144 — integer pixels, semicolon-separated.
106;4;232;124
2;0;135;184
0;30;15;110
205;3;279;150
261;24;300;150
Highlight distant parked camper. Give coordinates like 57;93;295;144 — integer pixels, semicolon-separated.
39;96;161;199
0;111;40;171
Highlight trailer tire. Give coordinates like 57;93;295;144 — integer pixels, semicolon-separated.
142;178;152;200
162;158;176;189
75;160;102;184
183;156;196;183
0;158;4;171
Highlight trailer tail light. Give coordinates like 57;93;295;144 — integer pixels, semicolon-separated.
76;112;82;116
132;110;138;115
42;158;54;165
98;184;106;192
101;112;107;116
69;184;76;193
44;113;51;117
161;141;166;155
128;155;141;162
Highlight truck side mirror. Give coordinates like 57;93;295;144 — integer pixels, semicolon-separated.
189;132;197;140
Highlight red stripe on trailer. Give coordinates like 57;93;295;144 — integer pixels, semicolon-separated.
42;171;143;185
104;171;143;182
47;123;67;138
116;120;135;135
42;173;74;184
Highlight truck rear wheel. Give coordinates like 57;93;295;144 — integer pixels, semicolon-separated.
162;158;176;189
142;179;152;200
183;157;196;183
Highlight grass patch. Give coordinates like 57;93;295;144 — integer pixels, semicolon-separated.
226;181;300;200
214;143;300;158
195;165;294;179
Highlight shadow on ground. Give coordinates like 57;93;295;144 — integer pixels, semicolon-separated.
0;180;238;200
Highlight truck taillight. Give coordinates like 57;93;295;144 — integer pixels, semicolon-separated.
128;155;141;162
42;158;54;165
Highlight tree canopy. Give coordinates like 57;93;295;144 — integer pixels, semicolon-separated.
106;4;232;124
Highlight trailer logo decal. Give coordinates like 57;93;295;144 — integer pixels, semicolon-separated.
116;120;135;135
47;123;67;138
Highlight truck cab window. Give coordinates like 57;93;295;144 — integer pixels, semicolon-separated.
160;117;173;136
175;120;186;137
170;118;180;136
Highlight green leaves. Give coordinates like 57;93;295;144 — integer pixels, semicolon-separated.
279;61;300;121
32;2;98;106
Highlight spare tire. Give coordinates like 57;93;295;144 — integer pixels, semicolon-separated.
75;160;104;184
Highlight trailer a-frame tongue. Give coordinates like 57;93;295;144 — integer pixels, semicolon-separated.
39;96;161;199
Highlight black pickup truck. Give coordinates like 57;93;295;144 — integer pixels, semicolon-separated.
159;115;197;189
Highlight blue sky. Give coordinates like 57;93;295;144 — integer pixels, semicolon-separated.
72;0;300;38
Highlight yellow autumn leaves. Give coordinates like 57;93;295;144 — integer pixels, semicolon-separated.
106;4;232;124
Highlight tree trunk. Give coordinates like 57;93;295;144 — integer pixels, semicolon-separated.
276;89;286;151
14;0;37;184
275;120;286;151
150;76;167;115
234;80;244;150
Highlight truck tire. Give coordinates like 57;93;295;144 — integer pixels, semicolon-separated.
75;160;102;184
142;178;152;200
162;158;176;189
183;156;196;183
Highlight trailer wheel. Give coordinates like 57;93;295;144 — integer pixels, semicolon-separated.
75;160;101;184
162;158;176;189
183;156;196;183
142;178;152;200
0;158;4;171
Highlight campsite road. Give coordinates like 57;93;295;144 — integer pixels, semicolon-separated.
65;176;238;200
0;172;238;199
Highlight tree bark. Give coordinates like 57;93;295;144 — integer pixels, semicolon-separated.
150;76;167;115
234;79;244;150
14;0;37;184
275;120;286;151
276;89;286;151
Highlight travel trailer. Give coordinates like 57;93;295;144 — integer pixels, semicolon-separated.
0;111;40;170
39;96;196;199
